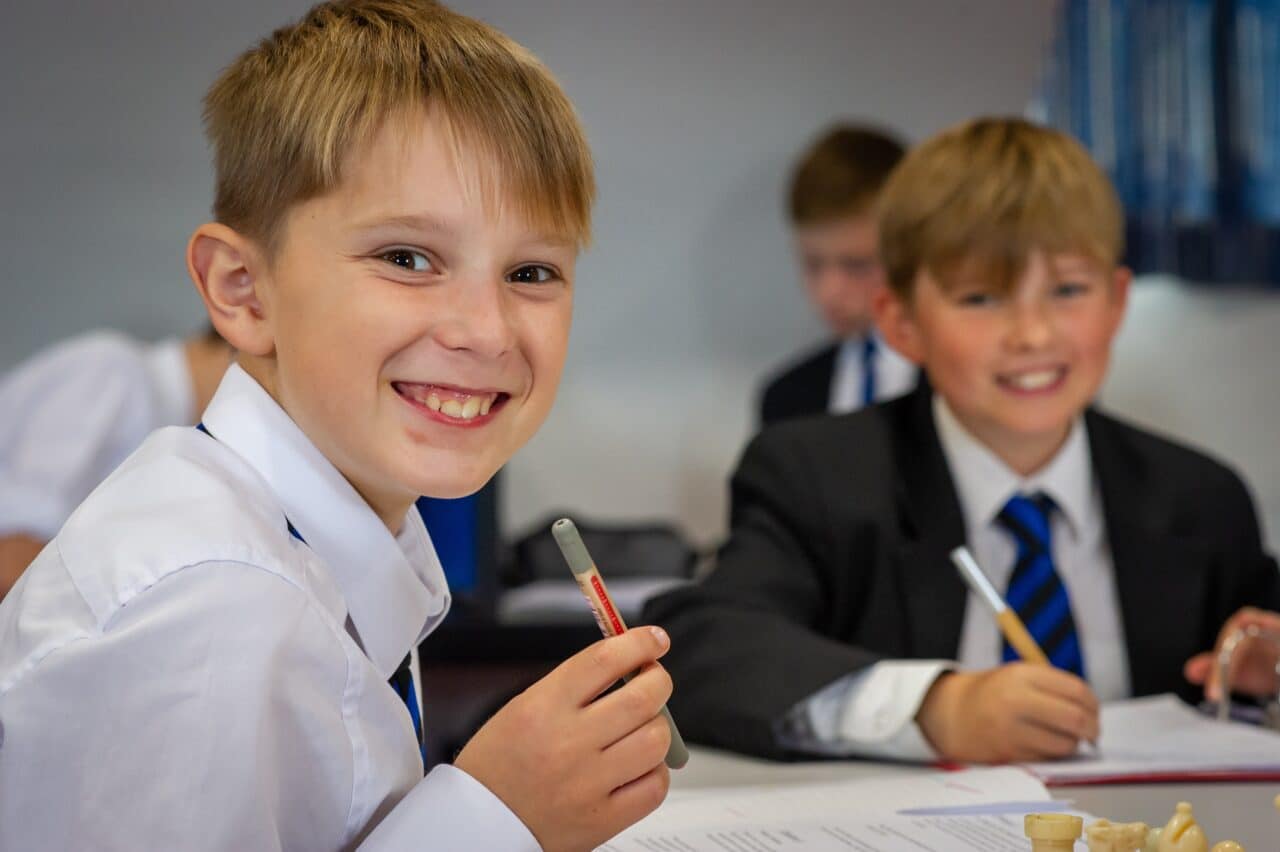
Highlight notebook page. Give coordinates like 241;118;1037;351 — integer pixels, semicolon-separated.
611;767;1051;839
1025;693;1280;784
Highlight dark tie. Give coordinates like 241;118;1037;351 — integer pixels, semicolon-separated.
997;493;1086;678
860;335;878;406
389;653;427;771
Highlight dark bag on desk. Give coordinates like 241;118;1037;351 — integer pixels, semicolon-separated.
504;515;697;585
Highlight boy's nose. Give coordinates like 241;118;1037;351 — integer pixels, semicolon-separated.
433;278;517;359
1006;301;1054;350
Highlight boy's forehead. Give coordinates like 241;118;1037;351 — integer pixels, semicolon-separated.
328;107;575;245
931;246;1110;288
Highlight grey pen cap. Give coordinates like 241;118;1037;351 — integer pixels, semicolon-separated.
552;517;595;576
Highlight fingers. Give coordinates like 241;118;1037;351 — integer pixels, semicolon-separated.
1184;652;1212;685
1023;666;1100;720
599;713;672;792
585;662;674;748
1204;608;1280;701
553;626;671;706
605;763;670;834
1017;678;1099;745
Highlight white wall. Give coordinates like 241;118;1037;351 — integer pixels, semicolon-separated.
1101;278;1280;550
5;2;1274;553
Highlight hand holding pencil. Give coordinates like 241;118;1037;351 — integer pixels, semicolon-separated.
911;547;1101;764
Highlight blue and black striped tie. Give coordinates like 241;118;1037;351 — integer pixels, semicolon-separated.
997;493;1086;678
860;335;878;406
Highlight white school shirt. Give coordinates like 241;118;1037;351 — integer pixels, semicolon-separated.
0;364;538;851
0;330;193;540
783;395;1128;760
827;330;917;414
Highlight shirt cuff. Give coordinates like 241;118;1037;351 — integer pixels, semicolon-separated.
781;660;951;762
359;764;541;851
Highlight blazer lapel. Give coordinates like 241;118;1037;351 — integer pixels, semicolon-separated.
889;387;970;659
1088;411;1211;696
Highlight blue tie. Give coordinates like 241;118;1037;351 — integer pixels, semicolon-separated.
997;493;1086;678
860;335;878;406
389;653;428;771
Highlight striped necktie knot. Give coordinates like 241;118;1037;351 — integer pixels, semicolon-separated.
996;492;1055;555
995;491;1086;678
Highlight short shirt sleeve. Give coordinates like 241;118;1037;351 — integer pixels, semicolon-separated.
0;332;165;538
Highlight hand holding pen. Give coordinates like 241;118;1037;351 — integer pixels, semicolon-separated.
452;519;680;851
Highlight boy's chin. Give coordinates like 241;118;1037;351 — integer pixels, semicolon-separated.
405;465;498;501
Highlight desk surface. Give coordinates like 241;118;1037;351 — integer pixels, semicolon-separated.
672;746;1280;848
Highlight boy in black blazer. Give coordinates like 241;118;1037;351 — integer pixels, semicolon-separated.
646;118;1280;764
759;125;917;426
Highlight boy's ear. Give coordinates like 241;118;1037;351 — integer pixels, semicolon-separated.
873;285;926;365
1109;265;1133;327
186;223;275;357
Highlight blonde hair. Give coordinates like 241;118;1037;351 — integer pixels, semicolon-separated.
877;117;1123;298
788;124;905;226
203;0;595;252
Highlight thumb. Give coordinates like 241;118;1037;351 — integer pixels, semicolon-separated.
1183;652;1219;698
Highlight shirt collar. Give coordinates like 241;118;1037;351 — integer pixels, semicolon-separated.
932;394;1093;539
201;364;450;678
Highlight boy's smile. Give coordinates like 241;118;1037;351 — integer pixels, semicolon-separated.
217;107;576;530
880;251;1130;474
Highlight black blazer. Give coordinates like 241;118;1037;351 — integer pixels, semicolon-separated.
759;343;838;427
644;385;1280;759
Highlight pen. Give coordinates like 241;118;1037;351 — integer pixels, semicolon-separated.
950;545;1098;752
552;517;690;770
949;546;1049;665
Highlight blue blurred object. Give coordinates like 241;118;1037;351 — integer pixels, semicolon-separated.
415;475;499;606
1035;0;1280;285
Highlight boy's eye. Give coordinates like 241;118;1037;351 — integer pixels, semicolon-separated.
957;291;998;307
380;249;432;272
507;264;558;285
1054;281;1089;298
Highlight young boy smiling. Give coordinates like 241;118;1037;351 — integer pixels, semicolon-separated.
0;3;673;850
647;117;1280;763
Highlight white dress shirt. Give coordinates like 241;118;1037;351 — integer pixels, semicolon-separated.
0;330;193;539
827;330;917;414
784;395;1127;760
0;364;538;851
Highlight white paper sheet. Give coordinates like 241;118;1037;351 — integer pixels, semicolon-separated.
1023;693;1280;784
603;812;1056;851
604;767;1066;850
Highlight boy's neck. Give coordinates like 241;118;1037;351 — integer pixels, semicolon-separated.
937;397;1074;478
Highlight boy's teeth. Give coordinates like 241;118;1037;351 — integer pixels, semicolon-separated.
399;383;497;420
1009;369;1059;390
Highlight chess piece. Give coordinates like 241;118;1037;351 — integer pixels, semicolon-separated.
1209;843;1244;852
1087;819;1150;851
1025;813;1083;851
1157;802;1208;852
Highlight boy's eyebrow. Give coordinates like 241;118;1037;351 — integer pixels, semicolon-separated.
347;212;577;251
349;213;461;237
